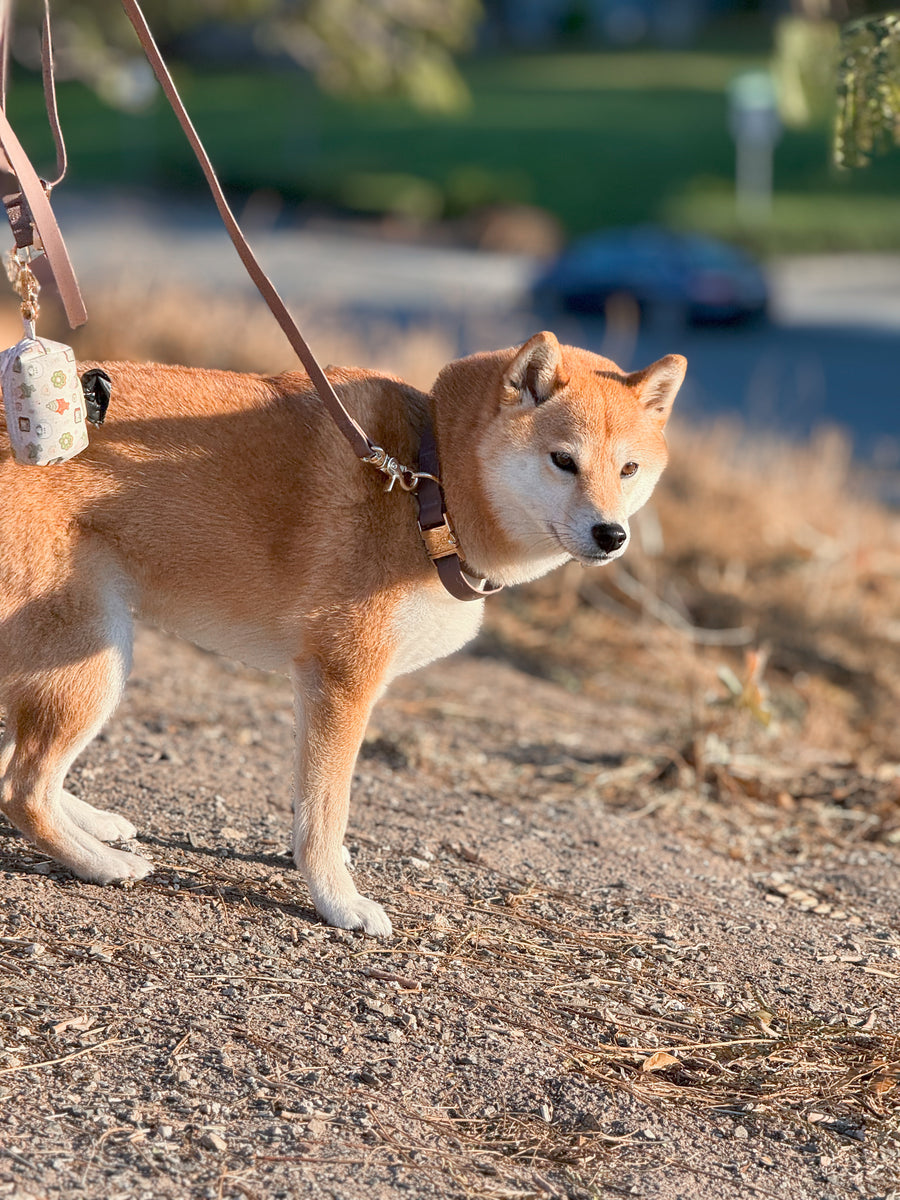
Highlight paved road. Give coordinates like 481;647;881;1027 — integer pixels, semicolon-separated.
54;192;533;317
53;192;900;463
595;314;900;461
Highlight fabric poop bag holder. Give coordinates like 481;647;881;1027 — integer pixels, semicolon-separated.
1;250;89;467
2;331;88;466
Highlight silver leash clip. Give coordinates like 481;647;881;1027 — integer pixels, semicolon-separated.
366;444;438;494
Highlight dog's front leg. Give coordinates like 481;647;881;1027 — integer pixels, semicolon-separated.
292;659;392;938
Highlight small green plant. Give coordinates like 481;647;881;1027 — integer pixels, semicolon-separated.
835;12;900;167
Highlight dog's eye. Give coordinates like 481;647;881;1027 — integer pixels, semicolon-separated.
550;451;578;474
621;461;639;478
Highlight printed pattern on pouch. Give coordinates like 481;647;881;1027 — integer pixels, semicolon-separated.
1;335;90;466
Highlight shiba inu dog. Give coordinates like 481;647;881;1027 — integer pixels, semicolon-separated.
0;332;685;937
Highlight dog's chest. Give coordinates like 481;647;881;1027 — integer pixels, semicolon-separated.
387;589;484;681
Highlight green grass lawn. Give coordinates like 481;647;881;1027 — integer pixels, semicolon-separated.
6;47;900;252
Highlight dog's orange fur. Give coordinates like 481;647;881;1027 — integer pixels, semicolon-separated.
0;333;685;935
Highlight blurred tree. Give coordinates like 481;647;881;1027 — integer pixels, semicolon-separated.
772;15;840;128
13;0;481;112
772;2;900;166
833;11;900;166
789;0;894;17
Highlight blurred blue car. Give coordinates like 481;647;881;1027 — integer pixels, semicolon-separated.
533;227;768;324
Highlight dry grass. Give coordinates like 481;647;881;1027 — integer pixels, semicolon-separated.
63;286;453;394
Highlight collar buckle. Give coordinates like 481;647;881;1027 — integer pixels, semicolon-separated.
419;518;459;561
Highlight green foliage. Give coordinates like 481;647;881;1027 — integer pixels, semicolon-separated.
834;12;900;167
16;0;481;112
11;43;900;253
772;16;840;129
267;0;479;111
666;184;900;252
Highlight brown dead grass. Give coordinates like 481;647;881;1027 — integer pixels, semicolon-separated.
64;285;452;393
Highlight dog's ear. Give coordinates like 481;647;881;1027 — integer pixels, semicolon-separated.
628;354;687;425
501;332;567;406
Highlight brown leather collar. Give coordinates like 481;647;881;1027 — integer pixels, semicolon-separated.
415;425;502;602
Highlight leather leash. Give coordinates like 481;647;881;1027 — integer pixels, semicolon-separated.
0;0;86;327
119;0;500;602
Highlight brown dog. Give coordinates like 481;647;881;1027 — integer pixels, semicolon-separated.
0;332;685;936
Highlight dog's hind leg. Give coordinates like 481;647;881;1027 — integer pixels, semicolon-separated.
292;658;392;938
0;597;152;884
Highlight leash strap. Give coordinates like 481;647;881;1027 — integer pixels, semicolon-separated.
119;0;375;463
120;0;501;600
120;0;501;602
38;0;67;190
0;0;86;327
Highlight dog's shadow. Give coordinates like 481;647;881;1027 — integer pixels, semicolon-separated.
141;829;289;870
0;818;322;926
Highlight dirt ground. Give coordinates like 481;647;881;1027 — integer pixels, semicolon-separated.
0;614;898;1200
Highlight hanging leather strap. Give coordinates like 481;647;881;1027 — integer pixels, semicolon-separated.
0;0;66;181
0;0;86;327
119;0;376;463
37;0;67;190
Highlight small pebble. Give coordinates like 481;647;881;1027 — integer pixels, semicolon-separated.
219;826;246;841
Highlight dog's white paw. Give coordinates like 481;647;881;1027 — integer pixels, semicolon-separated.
79;846;154;886
61;792;137;843
313;887;392;938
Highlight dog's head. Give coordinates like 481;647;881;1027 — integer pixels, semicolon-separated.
434;332;685;586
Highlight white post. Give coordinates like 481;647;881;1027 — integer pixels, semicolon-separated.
729;71;781;225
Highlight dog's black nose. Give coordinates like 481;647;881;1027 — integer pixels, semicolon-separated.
591;522;627;554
